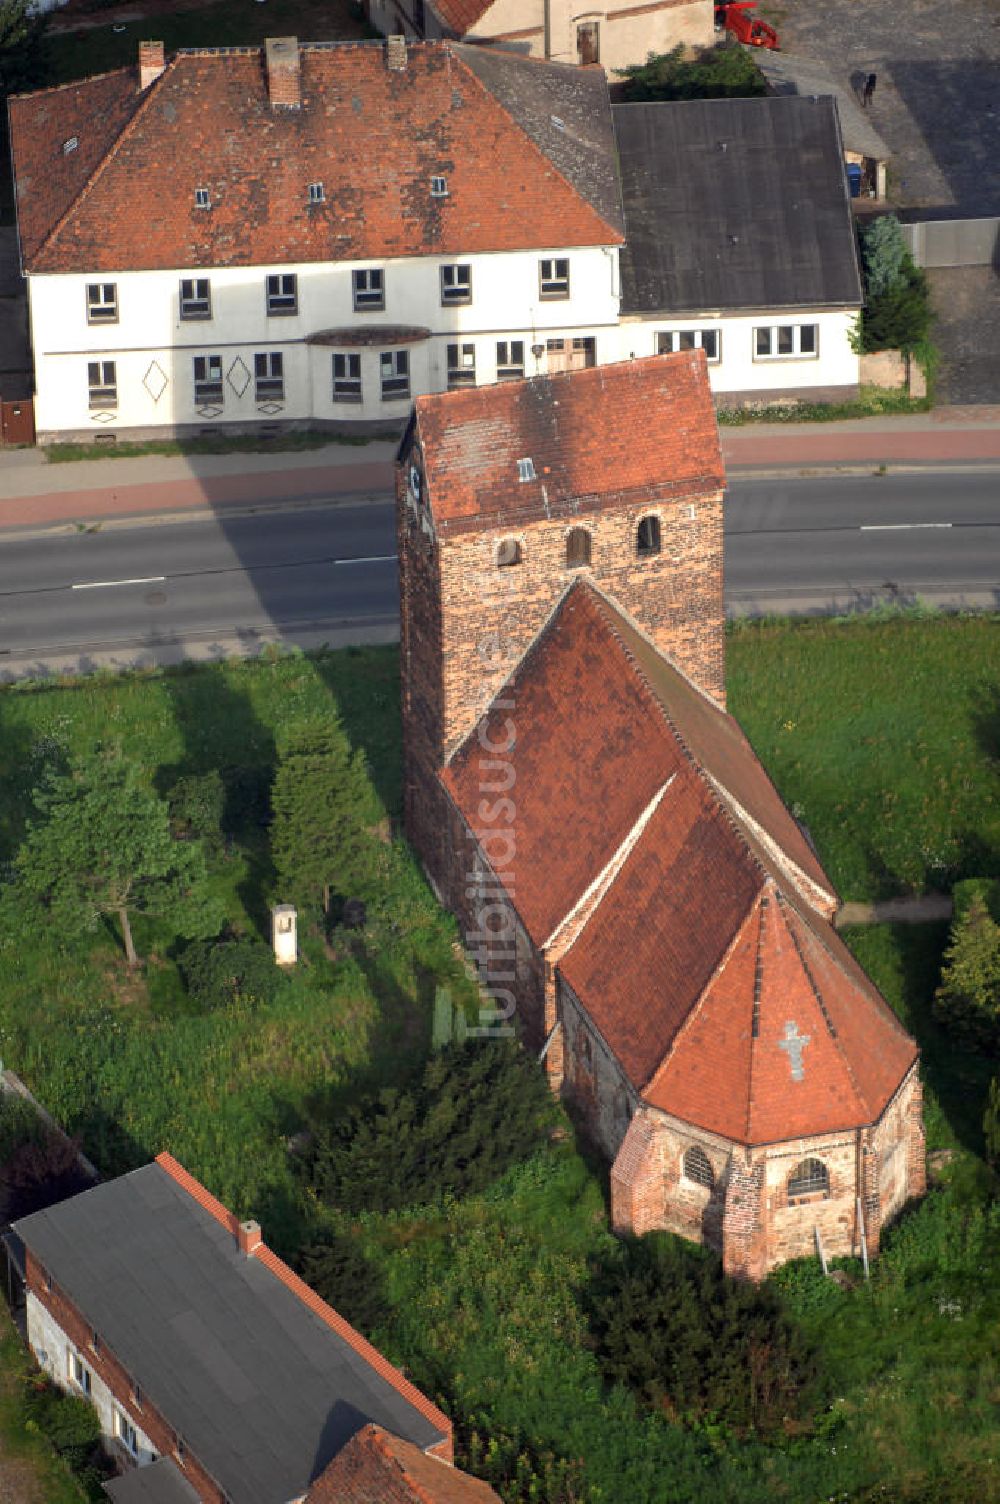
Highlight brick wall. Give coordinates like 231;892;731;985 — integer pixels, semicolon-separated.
24;1253;224;1503
560;980;636;1159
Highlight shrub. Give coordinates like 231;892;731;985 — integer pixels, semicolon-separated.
932;895;1000;1052
302;1040;557;1214
856;215;933;355
457;1412;595;1503
24;1378;101;1474
166;771;224;846
297;1225;391;1337
986;1077;1000;1169
618;43;765;100
585;1233;824;1435
179;935;286;1010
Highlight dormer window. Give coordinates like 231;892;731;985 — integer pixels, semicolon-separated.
637;515;661;557
307;181;325;204
62;136;78;155
566;527;591;569
194;187;211;210
430;175;448;197
516;457;535;483
496;538;522;568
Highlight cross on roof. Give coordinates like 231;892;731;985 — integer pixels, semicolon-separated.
778;1019;810;1081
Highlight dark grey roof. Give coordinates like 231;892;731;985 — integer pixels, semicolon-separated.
104;1458;200;1504
15;1165;445;1504
754;51;891;161
458;44;625;239
614;96;863;315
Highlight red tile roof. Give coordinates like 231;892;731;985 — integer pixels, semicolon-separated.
415;354;725;536
442;582;687;942
10;41;622;275
307;1425;500;1503
430;0;496;32
154;1155;453;1452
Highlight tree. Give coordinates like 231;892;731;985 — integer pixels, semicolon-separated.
270;722;377;913
855;214;933;355
9;756;222;967
618;43;766;102
0;0;49;97
859;213;908;299
933;895;1000;1052
985;1076;1000;1169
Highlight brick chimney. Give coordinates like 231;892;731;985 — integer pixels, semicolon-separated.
238;1219;262;1256
138;39;165;92
386;34;407;71
265;36;301;109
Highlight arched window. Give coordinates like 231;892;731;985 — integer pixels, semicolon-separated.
682;1146;714;1189
496;537;522;568
636;515;661;557
787;1158;829;1198
566;528;592;569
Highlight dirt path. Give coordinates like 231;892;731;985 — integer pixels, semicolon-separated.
835;893;953;928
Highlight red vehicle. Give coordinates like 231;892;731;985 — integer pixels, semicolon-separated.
714;1;780;48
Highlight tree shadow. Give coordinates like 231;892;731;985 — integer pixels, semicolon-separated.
0;700;66;865
310;645;402;822
969;680;1000;770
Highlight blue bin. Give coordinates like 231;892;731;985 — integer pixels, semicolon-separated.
846;163;863;198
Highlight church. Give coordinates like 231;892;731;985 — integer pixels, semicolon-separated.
395;352;925;1278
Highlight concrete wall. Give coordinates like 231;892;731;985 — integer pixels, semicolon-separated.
902;217;1000;269
617;307;860;402
30;245;620;441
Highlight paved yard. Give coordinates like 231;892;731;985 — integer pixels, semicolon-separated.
926;265;1000;404
776;0;1000;214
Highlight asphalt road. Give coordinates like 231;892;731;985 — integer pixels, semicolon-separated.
0;469;996;673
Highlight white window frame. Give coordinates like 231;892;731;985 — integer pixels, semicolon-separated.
753;323;819;360
265;273;297;316
307;181;325;204
332;351;362;403
657;328;721;364
87;360;117;410
353;268;385;311
440;263;471;305
194;186;211;210
115;1408;139;1459
539;257;570;299
193;354;224;405
430;175;448;197
496;340;524;381
179;278;211;320
380;348;409;400
254;351;285;402
446;342;476;389
85;283;117;325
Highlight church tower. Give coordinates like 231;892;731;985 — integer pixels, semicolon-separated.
395;353;728;890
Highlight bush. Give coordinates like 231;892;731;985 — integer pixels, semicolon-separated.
618;42;765;100
24;1379;101;1474
585;1233;824;1435
179;936;286;1010
856;215;933;355
302;1040;557;1214
932;895;1000;1052
457;1412;595;1503
166;771;224;846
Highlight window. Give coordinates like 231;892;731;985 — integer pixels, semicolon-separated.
194;187;211;210
116;1409;139;1459
637;515;661;557
86;283;117;324
447;342;476;389
496;538;522;568
193;355;223;404
179;278;211;319
87;360;117;409
440;263;471;305
380;348;409;399
683;1146;715;1189
539;257;570;298
332;352;362;402
90;1330;101;1355
787;1158;829;1198
753;324;818;360
566;527;591;568
266;273;297;316
657;328;720;364
307;181;325;204
132;1383;144;1410
430;175;448;197
69;1353;92;1396
496;340;524;381
516;457;536;483
254;351;284;401
353;268;384;311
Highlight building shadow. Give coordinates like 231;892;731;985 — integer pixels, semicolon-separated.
886;59;1000;216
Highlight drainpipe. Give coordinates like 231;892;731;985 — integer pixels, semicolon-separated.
543;0;551;58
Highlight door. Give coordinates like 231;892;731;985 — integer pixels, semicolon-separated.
0;398;34;446
577;22;599;64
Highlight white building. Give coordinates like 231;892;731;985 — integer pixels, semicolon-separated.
366;0;714;72
10;40;861;444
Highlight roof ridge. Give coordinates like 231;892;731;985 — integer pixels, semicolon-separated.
34;52;177;265
155;1151;240;1236
744;888;770;1140
449;46;623;246
703;768;837;907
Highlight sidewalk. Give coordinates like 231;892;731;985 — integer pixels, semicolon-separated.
0;407;998;531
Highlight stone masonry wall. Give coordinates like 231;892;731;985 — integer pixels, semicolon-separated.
559;980;636;1160
436;489;725;761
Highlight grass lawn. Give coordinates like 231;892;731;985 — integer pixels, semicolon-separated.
0;617;996;1500
0;1303;85;1504
45;0;373;87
